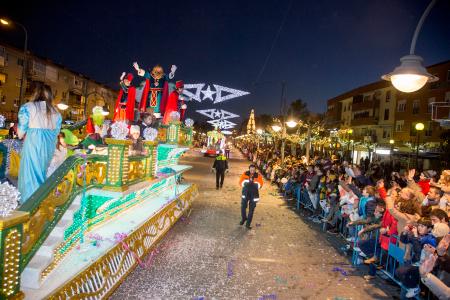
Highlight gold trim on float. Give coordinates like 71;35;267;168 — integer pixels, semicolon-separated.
46;184;198;300
0;211;29;230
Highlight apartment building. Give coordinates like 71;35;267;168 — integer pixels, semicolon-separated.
393;61;450;150
0;44;117;122
325;60;450;161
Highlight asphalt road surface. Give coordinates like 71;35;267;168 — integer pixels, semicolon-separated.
111;148;398;300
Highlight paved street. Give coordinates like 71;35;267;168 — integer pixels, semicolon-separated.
111;149;398;300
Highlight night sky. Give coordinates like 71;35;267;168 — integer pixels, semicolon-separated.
1;0;450;123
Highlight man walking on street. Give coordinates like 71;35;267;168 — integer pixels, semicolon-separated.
212;150;228;189
239;164;264;229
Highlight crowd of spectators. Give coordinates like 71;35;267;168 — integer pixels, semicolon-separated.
238;142;450;299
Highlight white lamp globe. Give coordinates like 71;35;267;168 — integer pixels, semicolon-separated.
272;125;282;132
382;55;438;93
286;120;297;128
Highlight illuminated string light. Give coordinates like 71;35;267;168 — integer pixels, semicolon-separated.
195;109;239;120
183;84;249;103
207;119;236;130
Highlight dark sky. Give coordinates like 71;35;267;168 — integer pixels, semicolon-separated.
2;0;450;124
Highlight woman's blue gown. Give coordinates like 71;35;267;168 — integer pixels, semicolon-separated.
18;101;61;204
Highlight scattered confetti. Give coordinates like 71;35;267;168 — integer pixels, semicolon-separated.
332;267;349;276
258;294;277;300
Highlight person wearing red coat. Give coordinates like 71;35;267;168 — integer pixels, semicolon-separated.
113;73;136;123
162;80;184;125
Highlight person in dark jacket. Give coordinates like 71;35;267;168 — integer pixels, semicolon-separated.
239;164;264;229
396;218;437;298
212;150;229;189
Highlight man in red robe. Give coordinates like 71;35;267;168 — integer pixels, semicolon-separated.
163;80;184;125
113;72;136;123
133;62;176;118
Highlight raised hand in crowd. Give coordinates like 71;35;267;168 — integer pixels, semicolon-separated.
420;253;438;277
437;234;450;257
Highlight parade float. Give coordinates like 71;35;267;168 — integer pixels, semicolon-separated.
201;128;225;157
0;64;198;299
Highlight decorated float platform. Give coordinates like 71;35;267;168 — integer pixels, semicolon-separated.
0;121;197;300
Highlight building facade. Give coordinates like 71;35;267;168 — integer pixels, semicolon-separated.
0;44;117;122
325;60;450;163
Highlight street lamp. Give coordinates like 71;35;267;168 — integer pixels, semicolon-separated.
286;120;298;128
0;17;28;106
57;100;69;111
415;122;424;169
272;125;282;132
381;0;439;93
256;128;263;135
389;139;395;164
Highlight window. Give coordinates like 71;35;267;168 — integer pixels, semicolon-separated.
429;80;440;90
447;70;450;81
15;79;22;88
73;77;83;88
412;100;420;114
45;66;58;82
428;97;435;113
396;120;404;132
425;122;432;137
32;61;46;76
384;108;389;120
397;100;406;112
446;91;450;103
17;58;24;67
353;110;370;119
385;90;391;102
0;47;5;67
383;129;391;138
0;73;6;85
363;95;371;102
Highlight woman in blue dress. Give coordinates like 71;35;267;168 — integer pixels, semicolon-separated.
18;82;62;204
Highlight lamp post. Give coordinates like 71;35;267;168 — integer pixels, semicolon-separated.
0;18;28;106
415;123;424;169
350;139;355;163
347;129;353;161
256;128;263;151
381;0;439;92
389;139;395;165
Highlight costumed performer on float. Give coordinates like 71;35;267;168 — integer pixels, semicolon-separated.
113;72;136;123
163;80;184;125
80;107;105;150
18;82;62;203
132;62;177;118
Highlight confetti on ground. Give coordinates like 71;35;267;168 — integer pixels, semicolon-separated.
227;259;235;277
258;294;277;300
332;267;349;276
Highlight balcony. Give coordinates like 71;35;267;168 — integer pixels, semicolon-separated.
352;100;379;111
351;117;377;126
